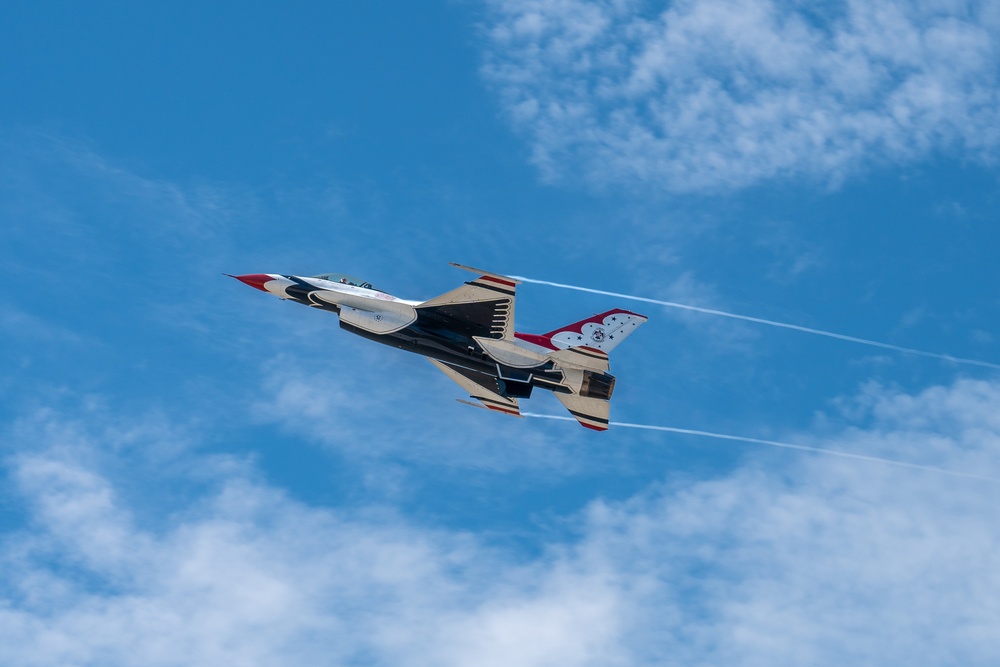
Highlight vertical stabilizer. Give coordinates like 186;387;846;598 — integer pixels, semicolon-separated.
516;309;647;353
545;309;647;352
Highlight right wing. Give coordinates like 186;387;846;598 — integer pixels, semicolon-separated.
428;358;521;417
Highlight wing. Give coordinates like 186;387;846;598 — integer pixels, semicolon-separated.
416;264;519;340
428;358;522;417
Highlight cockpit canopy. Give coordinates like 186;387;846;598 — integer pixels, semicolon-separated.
312;272;380;291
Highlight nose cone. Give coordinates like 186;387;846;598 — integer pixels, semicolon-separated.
232;273;275;292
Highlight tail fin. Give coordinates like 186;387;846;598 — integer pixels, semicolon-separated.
524;309;647;353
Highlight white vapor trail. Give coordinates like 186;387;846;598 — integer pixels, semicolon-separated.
521;413;1000;484
510;277;1000;371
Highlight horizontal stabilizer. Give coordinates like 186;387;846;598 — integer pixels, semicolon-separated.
554;393;610;431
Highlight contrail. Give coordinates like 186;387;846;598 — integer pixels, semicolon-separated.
510;276;1000;371
522;413;1000;484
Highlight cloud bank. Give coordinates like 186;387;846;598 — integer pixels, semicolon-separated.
482;0;1000;191
3;378;999;666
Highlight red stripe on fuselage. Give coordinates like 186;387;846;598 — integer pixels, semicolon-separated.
513;332;558;350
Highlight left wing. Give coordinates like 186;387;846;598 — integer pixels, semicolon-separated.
428;358;521;417
416;264;519;340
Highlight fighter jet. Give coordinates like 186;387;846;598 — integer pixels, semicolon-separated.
230;263;647;430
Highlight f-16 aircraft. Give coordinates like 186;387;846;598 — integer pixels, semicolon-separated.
230;264;647;430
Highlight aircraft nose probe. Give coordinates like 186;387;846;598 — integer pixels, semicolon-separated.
229;274;274;292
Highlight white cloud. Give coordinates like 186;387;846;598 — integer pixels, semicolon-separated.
2;378;1000;665
0;132;249;262
0;304;87;346
252;352;591;475
482;0;1000;191
646;270;762;353
0;409;624;666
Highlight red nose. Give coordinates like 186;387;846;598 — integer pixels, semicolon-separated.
232;274;274;292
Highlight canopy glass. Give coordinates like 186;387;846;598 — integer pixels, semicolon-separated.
312;273;379;291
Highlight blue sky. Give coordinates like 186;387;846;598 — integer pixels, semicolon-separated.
2;1;1000;664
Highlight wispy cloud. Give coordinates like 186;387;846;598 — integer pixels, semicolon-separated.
3;378;999;665
482;0;1000;191
0;131;252;265
0;407;623;666
252;351;591;475
0;303;86;345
